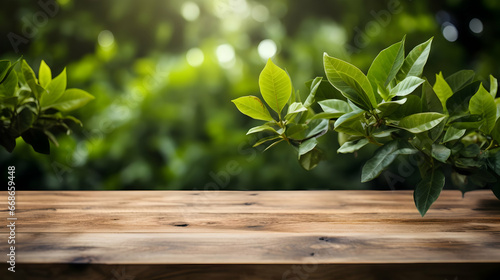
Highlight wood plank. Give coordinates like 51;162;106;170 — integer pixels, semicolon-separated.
0;190;499;279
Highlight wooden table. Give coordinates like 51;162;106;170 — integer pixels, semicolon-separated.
1;190;499;279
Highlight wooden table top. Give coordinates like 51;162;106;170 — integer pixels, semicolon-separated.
1;190;499;266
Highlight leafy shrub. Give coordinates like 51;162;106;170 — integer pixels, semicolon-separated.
0;58;94;154
233;37;500;216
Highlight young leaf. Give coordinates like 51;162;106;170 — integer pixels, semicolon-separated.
445;70;475;93
22;60;42;99
40;68;67;108
246;124;278;135
490;75;498;98
389;76;424;98
361;140;400;182
298;138;318;158
38;60;52;88
338;138;369;154
469;84;496;133
433;72;454;112
232;96;274;121
431;144;451;163
323;53;377;111
287;102;307;115
318;99;351;117
398;112;446;133
259;59;292;115
442;127;466;143
397;37;433;81
414;167;445;217
304;77;322;107
44;88;95;112
367;37;405;96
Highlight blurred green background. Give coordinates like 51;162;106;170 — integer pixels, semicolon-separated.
1;0;499;190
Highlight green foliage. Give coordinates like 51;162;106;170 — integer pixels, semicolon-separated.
233;36;500;216
0;58;94;154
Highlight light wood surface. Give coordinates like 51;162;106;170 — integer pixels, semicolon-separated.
1;190;499;279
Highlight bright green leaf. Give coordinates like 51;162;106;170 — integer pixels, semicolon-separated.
433;72;454;112
259;59;292;115
318;99;351;117
40;68;67;108
0;70;18;98
414;168;445;217
287;102;307;115
38;60;52;88
232;96;274;121
398;112;446;133
246;124;278;135
22;60;41;99
469;84;496;133
323;53;376;111
45;88;95;112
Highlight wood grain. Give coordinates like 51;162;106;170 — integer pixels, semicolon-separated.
0;190;499;279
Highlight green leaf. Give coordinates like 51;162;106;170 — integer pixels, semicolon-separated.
304;77;322;107
397;37;433;81
323;53;376;111
398;112;446;133
389;76;424;98
338;138;369;154
298;138;318;158
259;59;292;115
487;148;500;176
421;80;443;113
38;60;52;88
44;88;95;112
433;72;454;112
446;81;481;116
40;68;67;108
460;144;480;158
493;119;500;144
414;167;445;217
367;37;405;97
449;114;483;130
334;110;365;136
299;148;323;170
361;140;400;182
431;144;451;163
469;84;496;133
318;99;351;117
286;123;307;138
0;60;11;82
490;75;498;98
0;70;18;98
377;98;407;118
442;126;466;143
246;124;278;135
253;135;280;147
22;59;41;99
445;70;475;93
21;128;50;154
231;96;274;121
391;95;421;120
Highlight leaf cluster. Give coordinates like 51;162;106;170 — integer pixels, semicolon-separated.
0;58;94;154
232;37;500;216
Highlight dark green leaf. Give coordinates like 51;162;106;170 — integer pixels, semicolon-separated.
421;80;443;113
442;127;466;143
389;76;424;98
334;110;365;136
431;144;451;163
298;138;318;158
0;60;11;82
460;144;480;158
361;140;400;182
413;167;445;217
21;128;50;154
445;70;475;93
446;81;481;116
0;70;18;98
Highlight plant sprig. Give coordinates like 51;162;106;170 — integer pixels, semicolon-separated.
232;36;500;216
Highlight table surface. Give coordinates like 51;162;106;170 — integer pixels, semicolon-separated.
1;190;500;265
